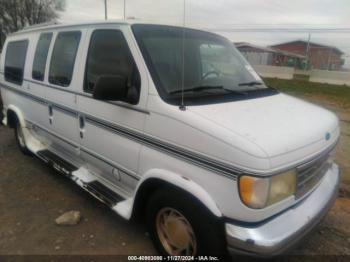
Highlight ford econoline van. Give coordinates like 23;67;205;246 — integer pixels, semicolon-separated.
0;21;340;256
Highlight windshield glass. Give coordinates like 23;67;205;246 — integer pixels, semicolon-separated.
132;24;274;105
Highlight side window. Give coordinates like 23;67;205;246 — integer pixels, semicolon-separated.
32;33;53;81
49;31;81;87
84;30;140;101
5;40;29;85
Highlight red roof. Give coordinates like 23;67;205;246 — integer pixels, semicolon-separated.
270;40;344;55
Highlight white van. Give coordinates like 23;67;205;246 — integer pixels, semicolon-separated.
0;21;340;256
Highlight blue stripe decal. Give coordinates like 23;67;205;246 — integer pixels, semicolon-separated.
1;82;241;179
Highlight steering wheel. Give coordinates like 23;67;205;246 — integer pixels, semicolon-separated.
202;70;220;80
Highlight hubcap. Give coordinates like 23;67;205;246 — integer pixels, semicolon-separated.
156;207;197;255
17;122;25;148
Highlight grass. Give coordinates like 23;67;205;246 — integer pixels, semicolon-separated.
264;78;350;108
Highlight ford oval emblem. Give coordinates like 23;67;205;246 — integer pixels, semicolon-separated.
325;132;331;141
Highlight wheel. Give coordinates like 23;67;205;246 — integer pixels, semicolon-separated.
14;119;30;155
146;188;226;256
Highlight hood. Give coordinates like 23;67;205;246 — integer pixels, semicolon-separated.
189;93;339;170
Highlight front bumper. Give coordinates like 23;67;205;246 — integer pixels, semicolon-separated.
226;163;340;256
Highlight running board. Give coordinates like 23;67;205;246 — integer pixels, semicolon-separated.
37;150;78;177
83;181;125;207
36;150;125;208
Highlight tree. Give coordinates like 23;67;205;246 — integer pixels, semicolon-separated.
0;0;65;35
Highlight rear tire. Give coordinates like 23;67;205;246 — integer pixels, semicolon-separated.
146;187;226;256
14;119;30;155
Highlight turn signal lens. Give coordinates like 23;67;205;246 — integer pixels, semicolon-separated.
239;176;269;209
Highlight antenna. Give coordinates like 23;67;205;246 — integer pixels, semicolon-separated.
179;0;186;111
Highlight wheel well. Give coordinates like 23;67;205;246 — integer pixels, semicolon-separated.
132;178;216;221
7;110;18;128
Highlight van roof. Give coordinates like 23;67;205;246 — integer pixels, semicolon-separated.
10;20;132;36
10;20;198;36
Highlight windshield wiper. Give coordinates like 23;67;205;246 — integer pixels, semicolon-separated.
169;85;223;95
169;85;247;95
238;81;263;87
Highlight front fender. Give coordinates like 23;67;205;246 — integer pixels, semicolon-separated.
113;169;222;220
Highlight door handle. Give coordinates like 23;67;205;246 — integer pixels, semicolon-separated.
48;105;53;125
79;115;85;139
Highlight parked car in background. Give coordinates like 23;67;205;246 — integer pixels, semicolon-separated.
0;21;340;256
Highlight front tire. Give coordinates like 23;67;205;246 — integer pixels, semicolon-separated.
146;188;226;256
14;119;30;155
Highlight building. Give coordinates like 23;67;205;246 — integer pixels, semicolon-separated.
270;40;344;70
235;42;305;69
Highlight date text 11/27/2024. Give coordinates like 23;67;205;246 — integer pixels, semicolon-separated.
127;256;220;261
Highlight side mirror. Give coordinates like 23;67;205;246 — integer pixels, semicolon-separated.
92;75;128;101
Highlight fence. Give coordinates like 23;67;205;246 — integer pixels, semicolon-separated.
253;65;295;80
309;70;350;86
253;65;350;86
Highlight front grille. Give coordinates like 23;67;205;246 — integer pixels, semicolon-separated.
295;152;331;199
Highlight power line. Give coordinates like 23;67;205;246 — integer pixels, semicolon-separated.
205;28;350;33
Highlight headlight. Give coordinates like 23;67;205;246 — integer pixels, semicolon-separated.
239;170;297;209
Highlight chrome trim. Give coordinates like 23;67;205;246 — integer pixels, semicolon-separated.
226;163;340;256
296;142;335;172
53;103;78;117
295;144;336;199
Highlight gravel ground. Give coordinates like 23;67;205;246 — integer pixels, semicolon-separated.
0;96;349;261
0;125;155;257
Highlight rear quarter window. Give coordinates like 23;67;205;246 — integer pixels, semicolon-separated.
4;40;29;85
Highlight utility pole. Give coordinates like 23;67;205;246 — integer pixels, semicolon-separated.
304;33;311;71
104;0;108;20
123;0;126;20
327;48;333;71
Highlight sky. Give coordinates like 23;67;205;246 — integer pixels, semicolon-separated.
59;0;350;68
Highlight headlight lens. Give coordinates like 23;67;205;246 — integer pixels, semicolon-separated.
239;170;297;209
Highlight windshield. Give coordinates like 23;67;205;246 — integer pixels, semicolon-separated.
132;24;275;106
